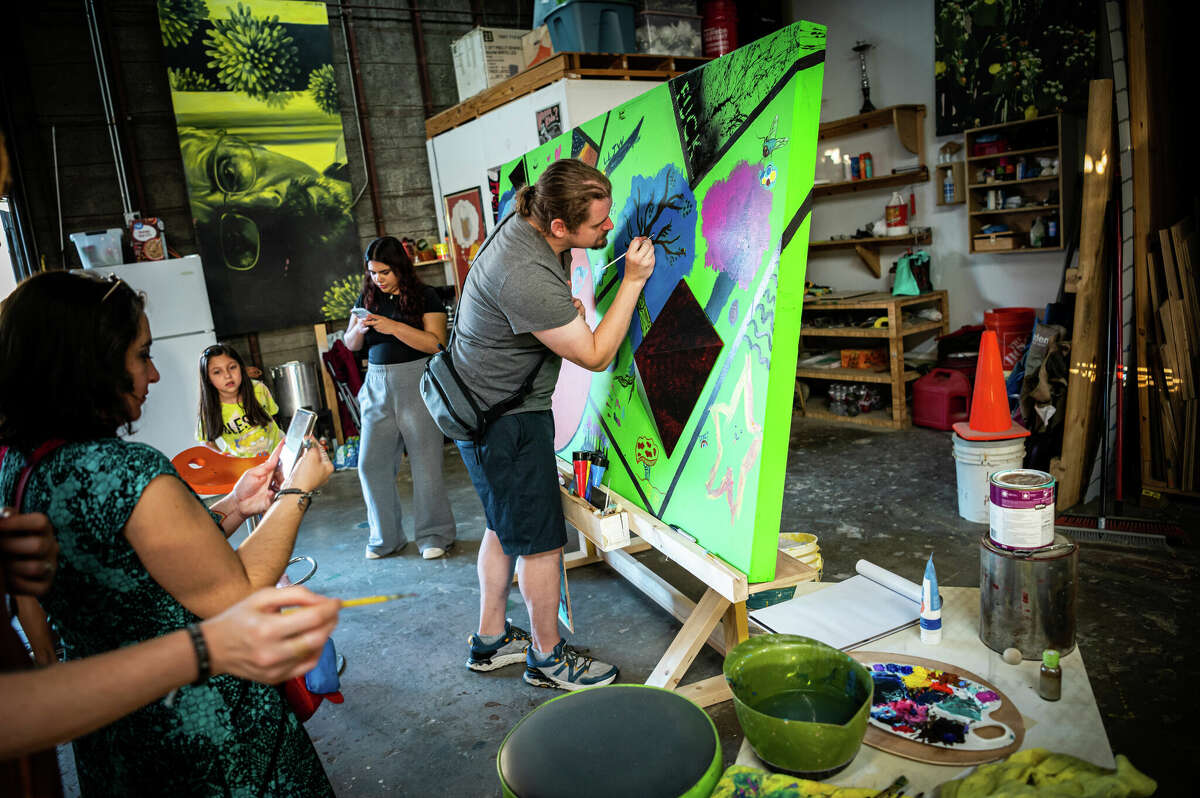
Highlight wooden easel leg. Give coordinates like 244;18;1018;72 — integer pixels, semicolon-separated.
722;601;749;652
646;588;729;691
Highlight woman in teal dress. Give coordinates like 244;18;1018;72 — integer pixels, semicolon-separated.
0;272;335;796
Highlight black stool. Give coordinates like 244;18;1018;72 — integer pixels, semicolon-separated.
497;684;721;798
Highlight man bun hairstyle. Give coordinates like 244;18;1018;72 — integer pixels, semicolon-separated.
515;158;612;234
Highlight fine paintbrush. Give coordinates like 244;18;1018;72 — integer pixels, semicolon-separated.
281;592;417;614
595;250;627;276
338;592;417;608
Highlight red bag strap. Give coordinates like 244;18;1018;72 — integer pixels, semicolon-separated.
1;439;67;512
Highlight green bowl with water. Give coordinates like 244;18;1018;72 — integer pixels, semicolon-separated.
724;634;873;774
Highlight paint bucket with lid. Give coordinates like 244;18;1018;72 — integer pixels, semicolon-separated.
979;533;1077;659
989;469;1055;550
951;436;1026;523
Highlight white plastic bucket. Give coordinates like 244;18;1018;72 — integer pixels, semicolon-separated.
952;436;1026;523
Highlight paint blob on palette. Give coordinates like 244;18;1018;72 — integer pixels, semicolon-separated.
865;663;1016;751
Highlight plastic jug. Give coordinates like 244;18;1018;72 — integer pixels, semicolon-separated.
912;368;971;430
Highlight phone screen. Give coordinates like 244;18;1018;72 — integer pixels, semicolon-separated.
351;307;368;319
278;408;317;477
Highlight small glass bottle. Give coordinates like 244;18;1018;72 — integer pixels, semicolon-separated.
1038;649;1062;701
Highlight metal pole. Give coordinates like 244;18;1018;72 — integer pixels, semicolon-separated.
52;124;64;267
85;0;132;219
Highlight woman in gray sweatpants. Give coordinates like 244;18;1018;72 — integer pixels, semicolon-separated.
344;236;455;559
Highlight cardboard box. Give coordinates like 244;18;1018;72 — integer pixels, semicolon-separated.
973;231;1017;252
451;27;525;102
635;11;701;56
522;25;555;69
840;348;888;370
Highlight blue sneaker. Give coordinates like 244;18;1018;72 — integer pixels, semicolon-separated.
466;620;531;672
524;639;618;691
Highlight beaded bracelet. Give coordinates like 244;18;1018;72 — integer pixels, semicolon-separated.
186;624;210;685
274;488;320;511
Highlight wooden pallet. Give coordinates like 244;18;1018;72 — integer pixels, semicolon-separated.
1137;217;1200;492
425;52;710;139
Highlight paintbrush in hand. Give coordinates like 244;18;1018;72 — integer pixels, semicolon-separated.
282;592;417;614
594;250;627;277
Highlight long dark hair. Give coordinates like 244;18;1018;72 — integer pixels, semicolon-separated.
361;236;424;322
516;158;612;234
197;344;275;443
0;271;145;452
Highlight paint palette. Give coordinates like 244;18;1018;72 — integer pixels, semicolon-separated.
863;661;1015;752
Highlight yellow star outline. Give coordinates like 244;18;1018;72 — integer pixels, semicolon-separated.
704;352;764;523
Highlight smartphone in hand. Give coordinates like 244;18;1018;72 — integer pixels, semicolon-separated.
351;307;369;321
278;408;318;477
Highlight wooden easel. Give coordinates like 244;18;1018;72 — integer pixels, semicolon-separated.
557;463;818;707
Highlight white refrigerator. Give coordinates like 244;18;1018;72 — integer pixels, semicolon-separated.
77;255;217;461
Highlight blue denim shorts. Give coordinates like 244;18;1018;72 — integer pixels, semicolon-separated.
456;411;567;556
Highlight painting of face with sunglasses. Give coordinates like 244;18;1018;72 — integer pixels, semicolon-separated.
159;0;360;335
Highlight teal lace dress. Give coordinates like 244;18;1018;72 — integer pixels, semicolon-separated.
0;439;334;797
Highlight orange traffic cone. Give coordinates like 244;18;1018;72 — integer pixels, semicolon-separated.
952;330;1029;441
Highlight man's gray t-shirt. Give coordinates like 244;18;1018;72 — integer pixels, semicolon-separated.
452;212;578;414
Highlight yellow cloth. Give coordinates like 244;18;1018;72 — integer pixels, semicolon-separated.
939;748;1157;798
710;765;877;798
196;380;283;457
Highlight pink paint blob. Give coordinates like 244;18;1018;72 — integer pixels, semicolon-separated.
551;248;597;451
701;161;772;290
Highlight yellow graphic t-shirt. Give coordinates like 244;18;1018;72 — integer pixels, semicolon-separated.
197;380;284;457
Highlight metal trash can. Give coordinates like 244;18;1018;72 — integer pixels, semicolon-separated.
270;361;321;421
979;533;1077;660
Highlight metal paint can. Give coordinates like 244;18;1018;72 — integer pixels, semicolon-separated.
989;469;1055;550
979;533;1077;659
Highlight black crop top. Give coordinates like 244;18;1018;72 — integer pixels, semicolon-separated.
354;285;446;365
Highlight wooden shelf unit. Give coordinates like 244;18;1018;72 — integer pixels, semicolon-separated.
808;231;932;278
964;113;1077;255
813;168;929;199
797;291;949;429
810;105;930;275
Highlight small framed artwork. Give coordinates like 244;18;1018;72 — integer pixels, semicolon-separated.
536;103;563;144
443;186;486;295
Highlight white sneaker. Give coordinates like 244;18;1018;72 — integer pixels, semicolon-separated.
422;546;446;560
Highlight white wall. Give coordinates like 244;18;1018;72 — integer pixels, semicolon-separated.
427;79;658;242
790;0;1066;329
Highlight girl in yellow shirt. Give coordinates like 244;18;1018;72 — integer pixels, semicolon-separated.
196;345;283;456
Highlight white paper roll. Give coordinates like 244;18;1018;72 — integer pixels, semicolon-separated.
855;559;923;604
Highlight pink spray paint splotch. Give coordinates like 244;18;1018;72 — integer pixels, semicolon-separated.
551;247;597;451
702;162;772;290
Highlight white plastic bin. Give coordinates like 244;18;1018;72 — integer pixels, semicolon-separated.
952;436;1026;523
69;228;124;269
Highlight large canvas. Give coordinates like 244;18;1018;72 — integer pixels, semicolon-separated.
495;21;826;581
157;0;360;335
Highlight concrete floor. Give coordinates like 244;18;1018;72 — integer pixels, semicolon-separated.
60;415;1199;795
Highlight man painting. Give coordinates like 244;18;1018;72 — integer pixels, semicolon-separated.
453;159;655;690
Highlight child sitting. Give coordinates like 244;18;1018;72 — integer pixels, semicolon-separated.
196;344;283;457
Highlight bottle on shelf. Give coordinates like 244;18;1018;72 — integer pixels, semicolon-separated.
943;171;955;203
1030;216;1046;248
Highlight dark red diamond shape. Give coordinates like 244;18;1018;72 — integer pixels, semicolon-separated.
633;281;724;458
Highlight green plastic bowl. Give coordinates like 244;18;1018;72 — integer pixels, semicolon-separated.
724;634;873;774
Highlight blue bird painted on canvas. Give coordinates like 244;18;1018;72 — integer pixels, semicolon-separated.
760;115;789;159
